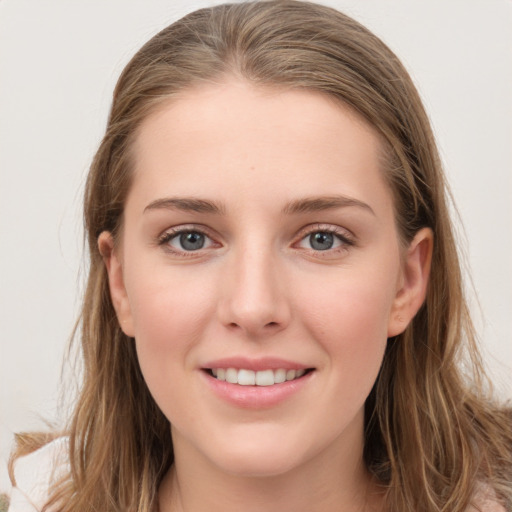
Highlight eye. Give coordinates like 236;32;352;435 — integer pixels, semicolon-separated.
296;226;354;252
305;232;337;251
159;228;216;253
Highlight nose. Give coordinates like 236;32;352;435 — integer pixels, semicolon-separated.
216;244;291;339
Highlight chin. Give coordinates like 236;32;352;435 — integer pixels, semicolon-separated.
202;429;313;478
215;450;304;478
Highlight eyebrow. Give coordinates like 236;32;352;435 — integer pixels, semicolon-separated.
143;194;375;216
144;197;225;215
282;195;375;216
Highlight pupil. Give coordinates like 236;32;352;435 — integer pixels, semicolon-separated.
310;232;333;250
180;232;205;250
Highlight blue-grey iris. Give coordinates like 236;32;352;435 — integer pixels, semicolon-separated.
310;232;334;250
180;232;205;250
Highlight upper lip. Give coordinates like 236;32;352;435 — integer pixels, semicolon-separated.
201;357;312;372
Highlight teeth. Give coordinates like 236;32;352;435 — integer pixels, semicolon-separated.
210;367;308;385
238;369;256;385
274;368;286;383
226;368;238;384
255;369;274;386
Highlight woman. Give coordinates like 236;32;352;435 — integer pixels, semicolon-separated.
8;1;511;511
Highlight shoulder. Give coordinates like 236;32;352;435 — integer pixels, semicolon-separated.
8;437;68;512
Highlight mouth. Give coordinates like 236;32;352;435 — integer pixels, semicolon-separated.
204;367;314;386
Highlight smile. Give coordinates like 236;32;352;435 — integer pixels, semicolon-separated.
202;361;315;408
207;368;310;386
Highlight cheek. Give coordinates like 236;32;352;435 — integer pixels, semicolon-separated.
125;269;216;407
296;265;398;391
126;265;215;346
301;264;397;339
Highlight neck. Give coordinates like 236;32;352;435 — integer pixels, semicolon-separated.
158;419;385;512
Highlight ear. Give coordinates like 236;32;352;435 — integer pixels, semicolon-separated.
98;231;135;337
387;227;433;337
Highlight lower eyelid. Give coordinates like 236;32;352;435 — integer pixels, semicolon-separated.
297;235;351;251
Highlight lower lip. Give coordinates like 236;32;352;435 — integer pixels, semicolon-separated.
201;370;314;409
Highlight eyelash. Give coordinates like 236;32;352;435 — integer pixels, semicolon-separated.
295;224;355;255
157;223;355;257
157;225;218;258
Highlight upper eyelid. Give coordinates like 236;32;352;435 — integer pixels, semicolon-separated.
295;223;354;240
159;223;352;235
159;223;216;239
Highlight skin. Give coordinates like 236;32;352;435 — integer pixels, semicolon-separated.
99;79;432;512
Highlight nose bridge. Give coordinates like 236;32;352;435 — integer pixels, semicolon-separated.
218;236;290;335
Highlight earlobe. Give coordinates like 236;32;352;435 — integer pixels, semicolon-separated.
387;227;433;337
98;231;135;337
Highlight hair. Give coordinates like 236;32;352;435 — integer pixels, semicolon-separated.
10;1;512;511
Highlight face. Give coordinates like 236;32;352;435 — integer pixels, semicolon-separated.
101;80;431;478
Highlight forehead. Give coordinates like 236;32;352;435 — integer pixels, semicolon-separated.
128;79;392;214
134;80;382;155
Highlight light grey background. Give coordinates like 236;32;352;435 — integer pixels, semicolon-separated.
1;0;511;494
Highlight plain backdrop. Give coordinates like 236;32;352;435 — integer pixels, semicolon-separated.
1;0;511;494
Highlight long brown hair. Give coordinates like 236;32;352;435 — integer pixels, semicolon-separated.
11;1;511;511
